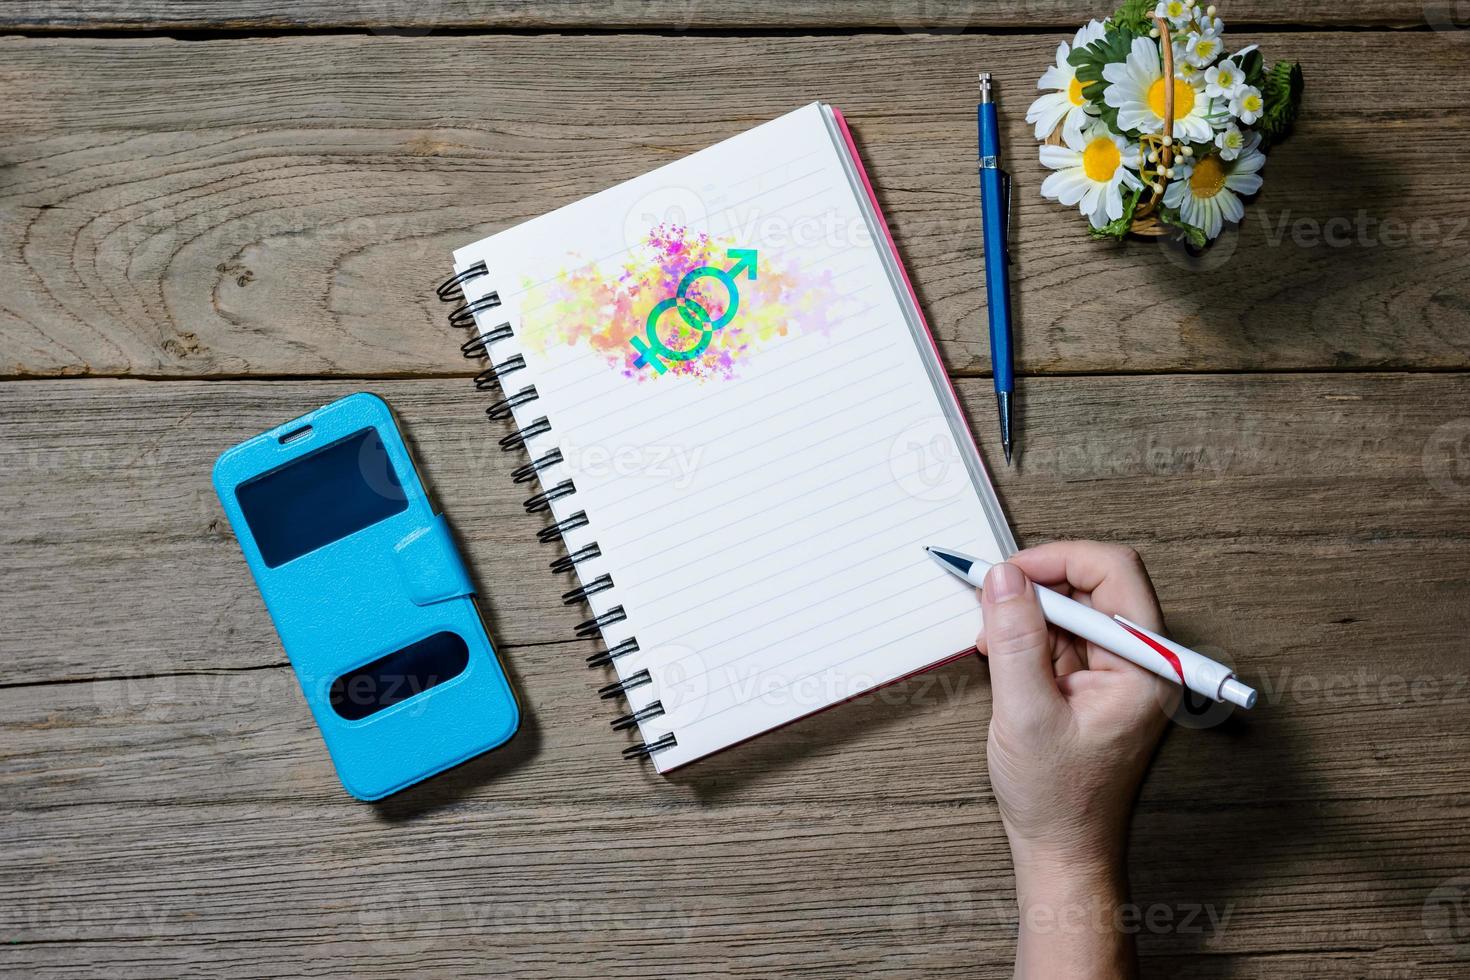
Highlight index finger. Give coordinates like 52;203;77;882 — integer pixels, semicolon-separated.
1006;540;1164;633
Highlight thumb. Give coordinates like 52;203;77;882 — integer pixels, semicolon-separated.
980;562;1063;727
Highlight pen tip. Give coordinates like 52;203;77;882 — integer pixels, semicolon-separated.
927;547;974;576
996;392;1013;466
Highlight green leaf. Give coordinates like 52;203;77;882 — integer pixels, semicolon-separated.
1158;206;1209;248
1258;60;1304;144
1068;26;1137;134
1236;48;1265;88
1107;0;1154;34
1087;183;1144;241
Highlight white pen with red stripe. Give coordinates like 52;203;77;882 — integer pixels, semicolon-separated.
927;546;1258;709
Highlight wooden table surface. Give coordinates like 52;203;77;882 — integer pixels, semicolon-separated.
3;3;1469;977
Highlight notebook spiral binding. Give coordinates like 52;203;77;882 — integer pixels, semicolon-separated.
438;261;676;762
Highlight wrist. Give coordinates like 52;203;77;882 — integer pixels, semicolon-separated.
1012;849;1129;924
1012;844;1128;931
1008;840;1137;980
1009;836;1126;889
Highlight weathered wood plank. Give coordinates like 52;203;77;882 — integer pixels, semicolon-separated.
4;639;1467;813
2;682;1467;979
2;32;1468;378
0;0;1439;31
3;12;1465;978
3;373;1468;977
2;566;1467;975
2;373;1466;685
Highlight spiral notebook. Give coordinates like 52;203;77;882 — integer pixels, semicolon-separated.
437;103;1015;771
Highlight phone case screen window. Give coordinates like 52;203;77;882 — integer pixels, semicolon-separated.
328;630;471;721
236;428;407;567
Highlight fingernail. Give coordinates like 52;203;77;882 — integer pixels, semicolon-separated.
985;562;1026;602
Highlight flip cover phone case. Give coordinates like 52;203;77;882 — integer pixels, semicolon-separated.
213;392;519;800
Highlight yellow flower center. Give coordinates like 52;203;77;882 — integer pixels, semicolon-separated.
1242;93;1262;112
1067;77;1086;106
1189;155;1228;199
1147;77;1196;121
1195;39;1217;60
1082;137;1121;182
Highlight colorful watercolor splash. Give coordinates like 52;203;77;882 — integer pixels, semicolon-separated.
517;224;839;380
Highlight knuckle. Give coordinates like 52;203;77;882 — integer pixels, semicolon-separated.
987;616;1050;656
1110;543;1144;569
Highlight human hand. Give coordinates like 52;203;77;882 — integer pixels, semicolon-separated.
976;541;1174;979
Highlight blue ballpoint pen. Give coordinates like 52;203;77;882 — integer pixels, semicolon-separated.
977;72;1016;463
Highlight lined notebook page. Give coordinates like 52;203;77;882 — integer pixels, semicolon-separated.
453;103;1011;770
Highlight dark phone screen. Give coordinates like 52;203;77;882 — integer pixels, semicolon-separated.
236;427;407;568
329;631;470;721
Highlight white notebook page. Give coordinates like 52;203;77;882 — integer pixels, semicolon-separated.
453;103;1012;770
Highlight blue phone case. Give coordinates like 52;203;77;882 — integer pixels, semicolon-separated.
213;392;519;800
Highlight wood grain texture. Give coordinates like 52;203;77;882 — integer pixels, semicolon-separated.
2;375;1469;976
3;662;1468;978
3;32;1469;379
4;9;1470;977
4;374;1467;682
0;0;1440;31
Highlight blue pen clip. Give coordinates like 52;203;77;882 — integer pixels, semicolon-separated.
1002;169;1013;262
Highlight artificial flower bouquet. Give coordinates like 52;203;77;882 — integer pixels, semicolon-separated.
1027;0;1303;246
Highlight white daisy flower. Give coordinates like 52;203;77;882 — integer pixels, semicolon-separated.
1230;84;1265;124
1073;17;1107;48
1154;0;1193;28
1025;20;1108;143
1203;60;1244;100
1214;123;1247;160
1103;36;1217;142
1185;31;1224;67
1039;119;1144;229
1162;136;1265;239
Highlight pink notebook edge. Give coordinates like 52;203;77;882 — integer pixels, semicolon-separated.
829;107;1013;554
